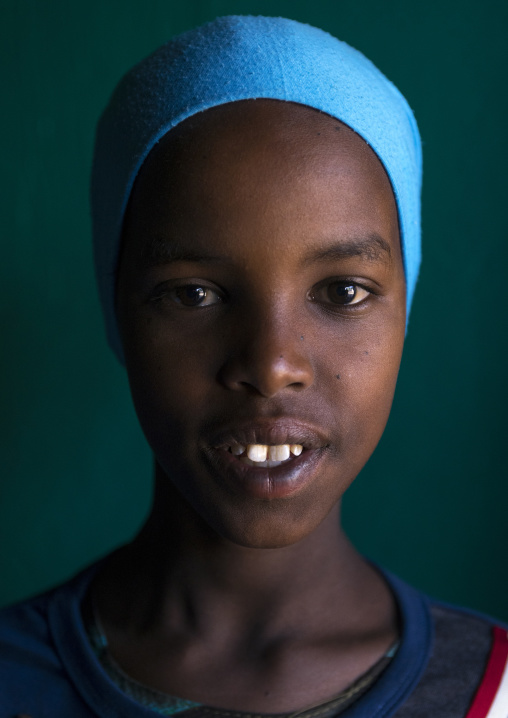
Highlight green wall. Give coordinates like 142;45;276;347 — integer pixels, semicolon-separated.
1;0;507;620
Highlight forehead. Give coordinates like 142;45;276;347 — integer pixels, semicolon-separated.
121;99;400;265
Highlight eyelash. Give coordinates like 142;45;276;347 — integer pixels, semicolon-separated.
149;282;224;308
148;279;374;311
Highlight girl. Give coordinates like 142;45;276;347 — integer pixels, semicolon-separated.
1;16;506;718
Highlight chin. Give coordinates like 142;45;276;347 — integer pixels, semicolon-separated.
217;526;315;550
198;498;338;550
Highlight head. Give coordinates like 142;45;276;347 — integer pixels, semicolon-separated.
91;16;421;549
116;99;406;548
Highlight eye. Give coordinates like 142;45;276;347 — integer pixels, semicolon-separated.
151;283;223;307
310;281;370;306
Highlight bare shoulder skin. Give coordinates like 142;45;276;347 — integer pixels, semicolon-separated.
92;99;407;713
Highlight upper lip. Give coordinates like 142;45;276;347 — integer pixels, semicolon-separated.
207;418;329;451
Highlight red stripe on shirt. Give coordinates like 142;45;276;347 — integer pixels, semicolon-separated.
465;626;508;718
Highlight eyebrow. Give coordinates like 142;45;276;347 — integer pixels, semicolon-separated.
139;232;392;267
140;237;223;267
302;233;392;266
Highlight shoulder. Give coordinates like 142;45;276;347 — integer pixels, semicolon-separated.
396;596;508;718
0;564;100;717
373;569;508;718
428;601;498;685
0;588;57;671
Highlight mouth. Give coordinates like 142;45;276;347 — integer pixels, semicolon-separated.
203;420;329;500
225;442;303;467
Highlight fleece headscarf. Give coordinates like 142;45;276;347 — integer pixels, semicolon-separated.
91;15;422;363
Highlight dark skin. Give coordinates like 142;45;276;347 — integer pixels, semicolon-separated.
92;100;407;713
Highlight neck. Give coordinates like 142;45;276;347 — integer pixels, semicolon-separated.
93;463;391;642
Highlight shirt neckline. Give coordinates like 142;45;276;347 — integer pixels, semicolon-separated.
48;562;433;718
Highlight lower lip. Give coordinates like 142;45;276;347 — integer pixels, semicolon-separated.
204;448;325;500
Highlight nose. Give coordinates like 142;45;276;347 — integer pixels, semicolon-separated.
218;309;314;397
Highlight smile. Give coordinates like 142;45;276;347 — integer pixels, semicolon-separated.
203;420;329;500
228;443;303;467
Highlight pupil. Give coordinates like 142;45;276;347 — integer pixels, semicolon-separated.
331;284;356;303
179;286;206;305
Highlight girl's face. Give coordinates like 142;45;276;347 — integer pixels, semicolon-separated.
116;101;406;549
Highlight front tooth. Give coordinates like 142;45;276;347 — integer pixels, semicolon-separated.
290;444;303;456
231;444;246;455
247;444;268;462
268;445;290;461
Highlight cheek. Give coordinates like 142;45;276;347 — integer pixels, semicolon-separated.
120;314;218;453
322;320;405;457
123;303;217;384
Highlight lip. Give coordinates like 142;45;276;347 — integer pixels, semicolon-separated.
208;418;329;452
202;419;330;500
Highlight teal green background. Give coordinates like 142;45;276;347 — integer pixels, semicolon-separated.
1;0;507;620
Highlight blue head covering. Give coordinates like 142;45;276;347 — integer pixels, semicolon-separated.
91;15;422;362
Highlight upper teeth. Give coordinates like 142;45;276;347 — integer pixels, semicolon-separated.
229;444;303;462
